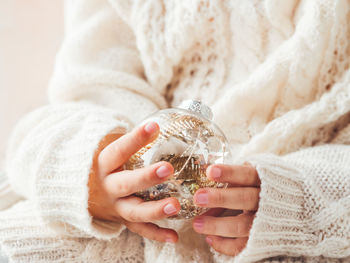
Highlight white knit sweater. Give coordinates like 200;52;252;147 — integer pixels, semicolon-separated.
1;0;350;262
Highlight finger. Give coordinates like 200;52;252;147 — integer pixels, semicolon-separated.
206;236;248;256
125;221;178;243
115;196;180;222
193;187;260;210
98;121;160;174
192;213;254;237
103;161;174;198
206;164;260;186
201;208;226;217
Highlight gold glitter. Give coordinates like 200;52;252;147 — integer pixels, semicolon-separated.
125;110;228;219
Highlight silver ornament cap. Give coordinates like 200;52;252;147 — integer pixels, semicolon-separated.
177;100;213;120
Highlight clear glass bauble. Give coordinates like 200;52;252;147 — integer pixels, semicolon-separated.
124;100;231;219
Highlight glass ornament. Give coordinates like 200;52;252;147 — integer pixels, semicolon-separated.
124;100;231;219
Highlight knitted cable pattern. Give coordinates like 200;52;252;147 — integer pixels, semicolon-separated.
1;0;350;262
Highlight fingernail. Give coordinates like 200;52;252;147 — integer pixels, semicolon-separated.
166;238;175;243
210;167;221;179
163;203;177;215
156;165;171;178
195;193;208;205
144;122;158;134
193;218;204;232
206;236;213;245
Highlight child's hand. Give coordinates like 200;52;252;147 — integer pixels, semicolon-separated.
192;164;260;256
88;122;180;243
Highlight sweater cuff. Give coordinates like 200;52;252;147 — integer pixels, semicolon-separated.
35;106;130;240
234;154;308;263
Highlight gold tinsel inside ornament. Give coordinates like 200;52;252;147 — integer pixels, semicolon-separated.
125;101;230;219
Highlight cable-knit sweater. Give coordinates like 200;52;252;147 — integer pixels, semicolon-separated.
1;0;350;262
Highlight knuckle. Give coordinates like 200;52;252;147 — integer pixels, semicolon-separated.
247;166;254;177
115;181;131;196
242;165;251;174
239;189;254;204
230;221;240;236
214;190;226;206
235;221;248;236
127;209;140;222
113;145;128;160
247;166;256;181
241;167;252;184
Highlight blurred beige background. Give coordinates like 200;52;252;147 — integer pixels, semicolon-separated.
0;0;64;163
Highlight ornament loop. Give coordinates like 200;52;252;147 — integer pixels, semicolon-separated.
177;100;213;120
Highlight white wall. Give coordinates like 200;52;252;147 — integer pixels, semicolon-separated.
0;0;64;163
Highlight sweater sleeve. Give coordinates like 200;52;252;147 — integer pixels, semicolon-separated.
0;200;145;263
227;128;350;262
4;0;166;240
